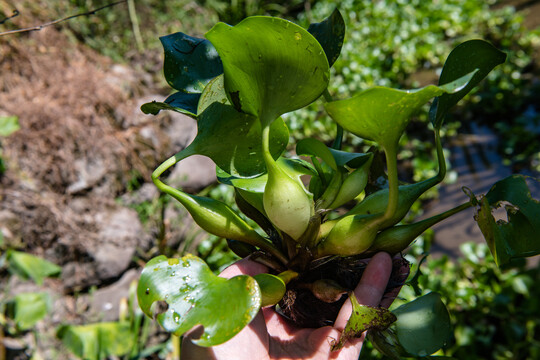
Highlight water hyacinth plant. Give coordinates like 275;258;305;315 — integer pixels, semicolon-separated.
137;9;540;357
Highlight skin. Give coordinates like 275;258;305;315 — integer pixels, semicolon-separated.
182;252;398;360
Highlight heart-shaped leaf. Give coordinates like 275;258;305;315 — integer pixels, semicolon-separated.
430;40;507;129
307;8;345;67
325;71;476;153
475;175;540;266
186;102;289;177
140;92;200;118
161;32;223;93
206;17;330;125
137;255;261;347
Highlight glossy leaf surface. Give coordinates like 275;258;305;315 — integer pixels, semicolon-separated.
161;32;223;93
325;72;475;152
307;8;345;67
430;40;507;129
475;175;540;266
137;255;261;346
206;17;329;125
254;273;286;307
187;102;289;177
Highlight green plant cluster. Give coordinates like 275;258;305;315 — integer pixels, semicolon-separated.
288;0;540;174
406;243;540;360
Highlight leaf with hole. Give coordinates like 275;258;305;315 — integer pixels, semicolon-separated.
137;255;261;346
475;175;540;266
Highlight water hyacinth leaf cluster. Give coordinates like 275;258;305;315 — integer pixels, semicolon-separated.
137;9;540;355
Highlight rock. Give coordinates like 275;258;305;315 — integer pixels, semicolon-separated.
91;207;142;281
166;155;216;192
0;209;22;246
84;268;140;322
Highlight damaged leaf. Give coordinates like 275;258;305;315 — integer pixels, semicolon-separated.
137;255;261;347
475;175;540;266
332;292;396;351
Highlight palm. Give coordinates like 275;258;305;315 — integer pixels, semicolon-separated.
182;253;395;360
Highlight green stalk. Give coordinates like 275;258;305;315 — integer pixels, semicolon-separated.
382;144;399;225
366;202;473;256
434;128;446;182
152;148;288;264
323;89;343;150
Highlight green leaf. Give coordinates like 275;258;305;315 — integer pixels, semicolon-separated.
328;148;373;169
188;102;289;177
137;255;261;346
371;292;452;358
333;292;396;350
430;40;506;129
6;250;61;285
57;322;134;360
206;17;330;125
307;8;345;67
160;32;223;93
197;74;229;114
140;92;200;118
0;116;20;136
325;71;475;153
296;138;337;170
6;292;51;331
475;175;540;266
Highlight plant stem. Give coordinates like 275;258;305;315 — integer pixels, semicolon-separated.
434;128;446;182
382;145;399;224
323;89;344;150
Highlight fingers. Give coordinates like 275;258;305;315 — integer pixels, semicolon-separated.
334;252;393;330
219;257;269;279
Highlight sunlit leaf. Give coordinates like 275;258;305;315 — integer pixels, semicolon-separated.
7;250;61;285
325;71;475;153
0;116;20;136
161;32;223;93
475;175;540;266
57;322;134;360
206;17;329;125
137;255;261;346
307;8;345;67
6;292;51;330
185;102;288;177
430;40;506;129
254;273;286;307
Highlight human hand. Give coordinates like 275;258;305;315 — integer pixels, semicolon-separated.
182;252;397;360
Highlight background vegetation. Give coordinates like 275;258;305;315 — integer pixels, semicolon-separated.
1;0;539;359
